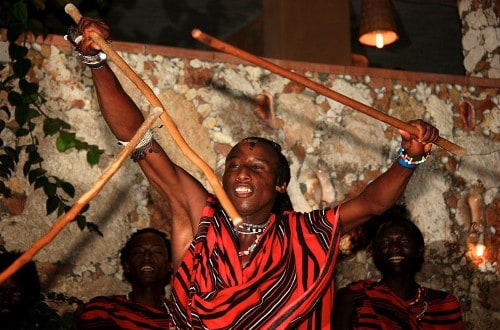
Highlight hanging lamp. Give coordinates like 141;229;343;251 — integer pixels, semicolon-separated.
359;0;399;48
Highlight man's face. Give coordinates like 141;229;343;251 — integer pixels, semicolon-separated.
373;224;422;274
123;233;171;287
222;140;280;218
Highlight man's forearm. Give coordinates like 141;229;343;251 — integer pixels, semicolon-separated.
362;161;415;214
91;65;145;141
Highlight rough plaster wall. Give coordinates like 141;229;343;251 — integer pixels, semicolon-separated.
0;39;499;328
458;0;500;78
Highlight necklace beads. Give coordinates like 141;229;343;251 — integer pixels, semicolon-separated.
238;235;260;257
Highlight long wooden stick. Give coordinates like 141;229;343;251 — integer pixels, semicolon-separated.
191;29;467;157
64;4;242;225
0;108;162;285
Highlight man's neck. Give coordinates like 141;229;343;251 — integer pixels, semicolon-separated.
379;275;419;300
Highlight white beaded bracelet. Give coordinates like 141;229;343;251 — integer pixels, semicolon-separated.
76;51;107;69
118;129;156;161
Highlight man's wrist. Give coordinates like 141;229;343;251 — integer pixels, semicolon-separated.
396;146;430;169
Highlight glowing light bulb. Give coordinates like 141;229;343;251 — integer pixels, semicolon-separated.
375;32;384;48
475;243;486;257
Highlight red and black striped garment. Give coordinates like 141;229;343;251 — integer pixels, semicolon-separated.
344;280;464;329
73;295;172;329
171;195;342;329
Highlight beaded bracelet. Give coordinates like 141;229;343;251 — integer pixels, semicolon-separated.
118;129;157;161
76;51;107;69
64;26;108;69
397;146;430;169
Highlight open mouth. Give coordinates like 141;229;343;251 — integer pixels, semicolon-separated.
140;265;155;272
234;185;253;196
388;256;405;263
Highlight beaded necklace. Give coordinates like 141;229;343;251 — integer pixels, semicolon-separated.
238;234;261;257
236;220;269;235
409;286;428;321
235;217;270;257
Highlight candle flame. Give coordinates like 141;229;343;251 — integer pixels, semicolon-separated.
375;32;384;48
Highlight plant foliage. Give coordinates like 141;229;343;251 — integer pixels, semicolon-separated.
0;0;109;232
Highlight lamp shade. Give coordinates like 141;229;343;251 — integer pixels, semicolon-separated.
359;0;399;48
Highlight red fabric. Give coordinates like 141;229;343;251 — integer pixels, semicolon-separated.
73;295;172;329
346;280;464;330
171;195;342;329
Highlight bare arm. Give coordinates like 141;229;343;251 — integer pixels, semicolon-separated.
76;17;208;270
339;119;439;233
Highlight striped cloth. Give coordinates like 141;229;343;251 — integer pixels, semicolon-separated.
171;195;342;329
73;295;172;329
344;280;464;329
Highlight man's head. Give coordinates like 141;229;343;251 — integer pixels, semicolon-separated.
0;251;41;323
222;137;293;217
240;137;291;190
372;212;425;275
120;228;172;289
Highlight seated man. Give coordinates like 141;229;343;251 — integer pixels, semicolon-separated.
73;228;173;329
0;250;64;329
332;207;464;329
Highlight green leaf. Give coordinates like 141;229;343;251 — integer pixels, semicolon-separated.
1;105;11;118
85;222;103;236
34;176;48;189
73;139;89;150
8;91;22;106
46;195;60;215
3;146;19;162
28;167;46;184
55;132;76;152
42;181;57;196
28;149;43;163
43;118;69;136
19;79;39;104
76;215;86;230
13;58;32;78
60;182;75;198
86;147;103;166
14;103;29;127
10;1;28;23
0;168;12;179
15;127;30;137
8;43;28;60
81;203;90;213
57;203;69;217
19;79;38;94
27;108;40;121
23;159;33;177
0;181;12;198
0;155;15;172
26;144;37;153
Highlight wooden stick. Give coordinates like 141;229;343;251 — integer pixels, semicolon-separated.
64;4;242;225
191;29;467;157
0;108;162;285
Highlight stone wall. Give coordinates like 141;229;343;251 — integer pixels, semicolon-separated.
0;32;499;328
458;0;500;78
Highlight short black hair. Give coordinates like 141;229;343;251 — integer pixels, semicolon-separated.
0;250;41;304
120;228;171;283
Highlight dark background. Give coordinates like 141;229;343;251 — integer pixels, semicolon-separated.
49;0;465;76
